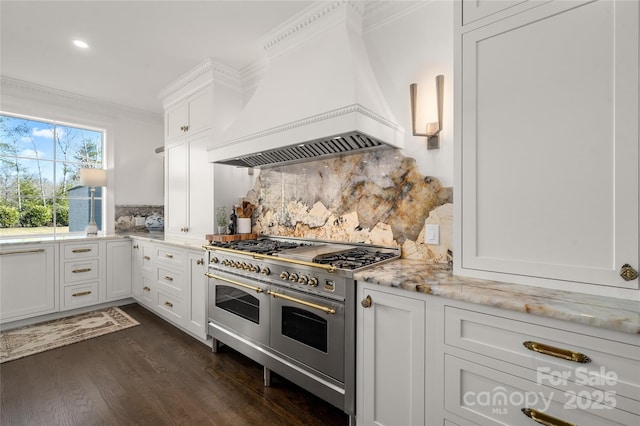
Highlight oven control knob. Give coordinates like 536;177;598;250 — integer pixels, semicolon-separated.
280;271;289;280
210;257;219;264
261;267;270;276
250;265;259;273
242;263;249;270
308;277;319;287
297;275;309;285
289;273;299;282
221;260;229;266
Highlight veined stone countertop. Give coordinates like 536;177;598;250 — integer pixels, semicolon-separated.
354;259;640;335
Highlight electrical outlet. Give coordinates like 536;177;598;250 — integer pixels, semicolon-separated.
135;216;146;226
425;223;440;245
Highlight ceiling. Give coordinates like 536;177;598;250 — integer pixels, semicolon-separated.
0;0;317;116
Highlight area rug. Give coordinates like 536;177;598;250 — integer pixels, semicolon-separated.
0;306;139;363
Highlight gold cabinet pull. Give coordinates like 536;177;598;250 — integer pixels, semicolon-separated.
72;268;92;273
71;248;92;253
72;291;92;297
620;264;638;281
521;408;576;426
523;341;591;364
163;275;174;281
133;244;139;250
164;253;174;259
0;248;46;256
143;256;151;260
361;295;372;308
196;258;204;265
164;301;173;308
268;290;336;315
205;272;263;293
143;286;151;292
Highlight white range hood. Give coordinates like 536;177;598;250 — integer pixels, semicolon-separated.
208;1;404;168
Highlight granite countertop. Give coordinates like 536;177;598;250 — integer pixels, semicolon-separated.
354;259;640;335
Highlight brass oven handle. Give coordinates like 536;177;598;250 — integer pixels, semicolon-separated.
71;248;92;253
72;268;92;273
0;248;46;256
202;245;337;273
205;272;264;293
523;341;591;364
268;290;336;315
521;408;576;426
72;291;92;297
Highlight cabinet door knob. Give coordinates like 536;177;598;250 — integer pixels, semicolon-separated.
196;258;204;265
620;264;638;281
361;295;372;308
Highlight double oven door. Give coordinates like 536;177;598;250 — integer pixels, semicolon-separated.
207;270;270;345
269;286;345;382
207;267;345;382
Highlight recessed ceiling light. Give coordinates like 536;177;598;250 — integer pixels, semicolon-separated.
73;39;89;49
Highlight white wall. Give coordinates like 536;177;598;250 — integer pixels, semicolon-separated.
364;1;454;187
0;77;164;233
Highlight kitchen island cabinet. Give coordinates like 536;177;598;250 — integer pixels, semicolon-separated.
455;0;639;298
0;243;57;322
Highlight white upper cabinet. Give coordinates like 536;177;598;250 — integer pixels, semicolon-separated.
165;87;212;141
455;0;639;298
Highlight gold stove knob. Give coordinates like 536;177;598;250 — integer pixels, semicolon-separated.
308;277;319;287
261;267;271;276
289;273;299;282
280;271;289;280
298;275;309;285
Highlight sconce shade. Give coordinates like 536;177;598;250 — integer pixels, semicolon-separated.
410;75;444;149
79;168;107;187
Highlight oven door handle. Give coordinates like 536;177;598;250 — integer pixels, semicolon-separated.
205;272;264;293
267;290;336;315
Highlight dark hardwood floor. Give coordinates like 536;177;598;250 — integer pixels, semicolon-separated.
0;304;349;425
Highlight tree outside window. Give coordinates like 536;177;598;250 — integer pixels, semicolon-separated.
0;113;104;236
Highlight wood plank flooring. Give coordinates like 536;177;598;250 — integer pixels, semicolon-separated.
0;304;349;425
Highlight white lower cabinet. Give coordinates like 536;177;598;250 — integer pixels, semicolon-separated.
356;284;640;426
357;284;426;426
131;238;208;341
106;240;132;300
0;243;57;322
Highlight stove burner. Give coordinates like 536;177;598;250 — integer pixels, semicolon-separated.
207;239;306;256
313;249;396;270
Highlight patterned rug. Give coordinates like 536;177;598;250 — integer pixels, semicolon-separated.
0;307;139;363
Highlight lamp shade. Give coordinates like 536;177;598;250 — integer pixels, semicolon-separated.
79;168;107;187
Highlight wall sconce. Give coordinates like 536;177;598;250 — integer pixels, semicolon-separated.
410;75;444;150
79;168;107;236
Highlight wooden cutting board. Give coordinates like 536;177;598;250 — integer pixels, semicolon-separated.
205;233;258;242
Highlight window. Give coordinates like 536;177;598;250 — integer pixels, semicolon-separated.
0;113;104;237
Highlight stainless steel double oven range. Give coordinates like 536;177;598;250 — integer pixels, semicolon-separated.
204;237;399;416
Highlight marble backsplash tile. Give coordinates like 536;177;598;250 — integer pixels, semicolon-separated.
242;149;453;263
115;205;164;234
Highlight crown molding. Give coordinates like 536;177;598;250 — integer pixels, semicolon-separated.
0;76;162;123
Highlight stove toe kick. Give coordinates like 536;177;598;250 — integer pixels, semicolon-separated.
207;321;352;415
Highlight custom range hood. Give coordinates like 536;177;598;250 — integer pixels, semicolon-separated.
208;1;404;168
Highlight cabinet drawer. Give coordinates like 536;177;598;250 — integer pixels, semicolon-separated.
444;307;640;400
64;259;99;283
62;282;99;310
156;290;185;323
445;355;637;426
63;243;99;260
154;247;185;267
156;266;184;295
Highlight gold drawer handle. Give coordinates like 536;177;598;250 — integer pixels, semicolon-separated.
164;301;173;308
163;275;174;281
143;256;151;260
143;286;151;292
72;291;92;297
72;268;92;273
164;253;174;259
523;341;591;364
0;248;46;256
72;248;92;253
521;408;575;426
